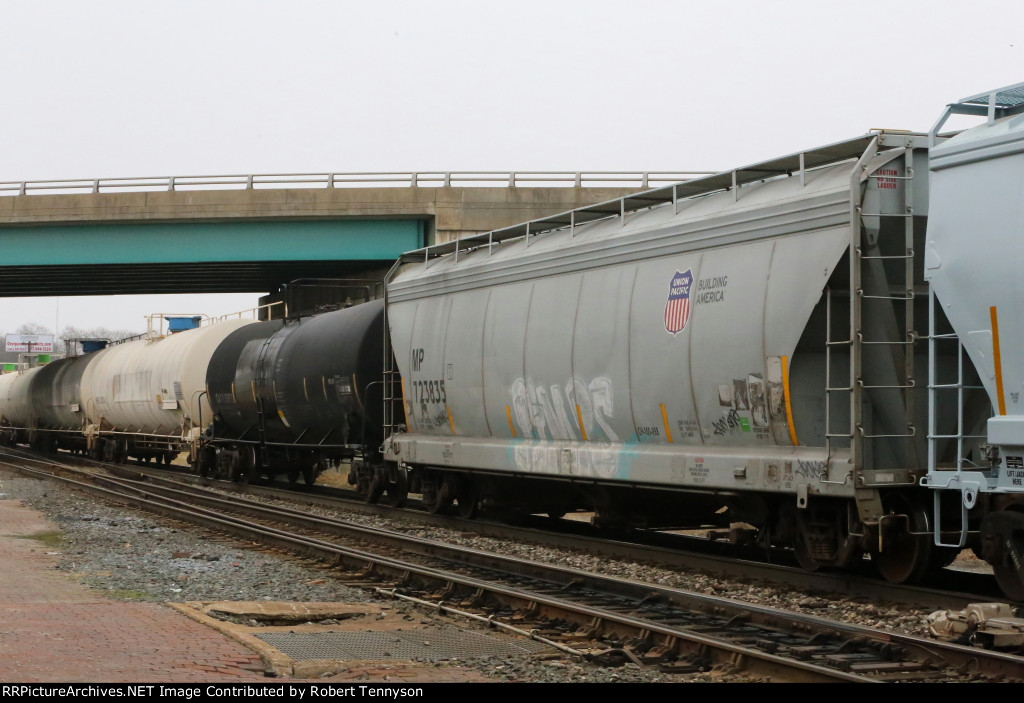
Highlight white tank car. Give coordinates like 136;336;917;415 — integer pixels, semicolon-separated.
79;319;254;460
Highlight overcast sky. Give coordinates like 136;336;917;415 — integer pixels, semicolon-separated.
1;0;1021;336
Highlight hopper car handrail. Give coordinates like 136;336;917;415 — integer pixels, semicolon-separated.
929;81;1024;145
397;131;927;268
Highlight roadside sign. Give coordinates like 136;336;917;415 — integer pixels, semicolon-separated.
5;334;55;353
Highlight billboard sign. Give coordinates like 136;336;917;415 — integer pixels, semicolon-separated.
5;334;55;353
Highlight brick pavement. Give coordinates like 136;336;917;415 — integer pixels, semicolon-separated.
0;498;269;682
0;497;493;683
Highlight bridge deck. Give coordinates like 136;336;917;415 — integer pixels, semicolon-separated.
0;185;641;296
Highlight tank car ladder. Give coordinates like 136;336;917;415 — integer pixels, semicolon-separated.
826;140;920;524
252;334;276;471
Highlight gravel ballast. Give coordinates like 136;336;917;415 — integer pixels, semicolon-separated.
0;468;949;683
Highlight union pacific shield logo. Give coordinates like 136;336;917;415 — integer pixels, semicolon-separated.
664;269;693;335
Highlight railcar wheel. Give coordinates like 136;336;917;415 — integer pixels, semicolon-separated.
366;478;385;505
873;494;933;585
980;512;1024;600
196;446;216;479
230;446;256;486
361;462;384;504
455;480;479;519
302;463;317;488
993;566;1024;601
244;446;258;485
421;476;451;514
379;466;408;508
792;530;823;572
39;433;56;454
779;504;824;571
218;451;235;482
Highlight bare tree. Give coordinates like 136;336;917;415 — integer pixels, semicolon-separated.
61;325;139;342
60;325;142;355
15;323;54;336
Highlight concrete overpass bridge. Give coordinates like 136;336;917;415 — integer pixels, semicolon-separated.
0;171;700;298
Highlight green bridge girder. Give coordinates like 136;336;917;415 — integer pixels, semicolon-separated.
0;219;426;297
0;219;425;266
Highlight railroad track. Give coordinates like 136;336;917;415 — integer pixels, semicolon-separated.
99;456;1008;609
2;450;1022;683
3;446;1008;609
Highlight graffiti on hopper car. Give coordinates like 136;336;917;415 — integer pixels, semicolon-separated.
796;459;827;478
509;375;621;478
509;375;619;443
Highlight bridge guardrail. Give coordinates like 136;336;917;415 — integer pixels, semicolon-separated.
0;171;710;196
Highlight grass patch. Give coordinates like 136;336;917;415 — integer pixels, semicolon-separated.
106;588;150;601
14;531;63;548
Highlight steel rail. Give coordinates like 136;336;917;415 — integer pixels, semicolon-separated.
0;458;871;682
99;473;1024;681
110;460;1006;611
5;454;1020;683
1;447;1007;611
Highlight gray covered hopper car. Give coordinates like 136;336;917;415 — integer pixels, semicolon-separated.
381;130;938;581
370;81;1024;599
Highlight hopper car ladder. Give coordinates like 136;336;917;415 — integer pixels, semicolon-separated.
381;264;404;453
920;81;1024;548
923;289;992;548
826;142;920;522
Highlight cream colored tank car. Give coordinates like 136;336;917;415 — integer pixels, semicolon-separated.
80;319;254;438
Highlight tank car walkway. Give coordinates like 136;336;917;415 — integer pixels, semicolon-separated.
0;498;269;682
